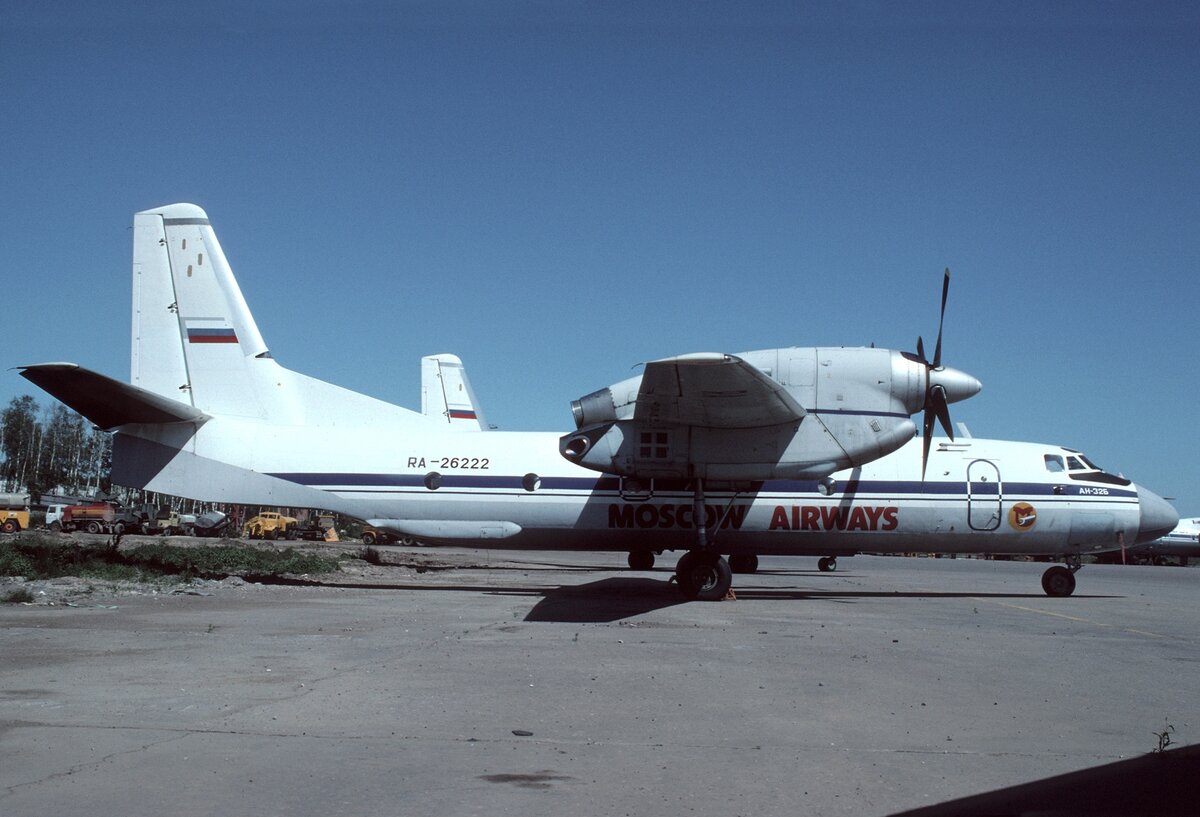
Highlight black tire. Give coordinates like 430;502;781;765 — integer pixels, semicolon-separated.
818;556;837;572
48;521;62;534
1;519;18;534
87;521;102;534
627;551;655;571
1041;565;1076;597
362;531;377;546
676;552;733;601
729;554;758;574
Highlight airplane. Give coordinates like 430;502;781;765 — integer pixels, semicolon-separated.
19;203;1178;601
1098;517;1200;566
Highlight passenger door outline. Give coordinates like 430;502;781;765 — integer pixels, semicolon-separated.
967;458;1002;531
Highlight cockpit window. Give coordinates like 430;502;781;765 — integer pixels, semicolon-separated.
1064;451;1132;487
1044;455;1065;473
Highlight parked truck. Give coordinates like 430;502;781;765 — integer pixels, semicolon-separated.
47;502;144;535
192;510;231;538
287;513;339;542
243;511;298;540
137;504;198;536
1;493;31;533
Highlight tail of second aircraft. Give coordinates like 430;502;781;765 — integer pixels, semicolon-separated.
421;354;489;430
130;203;421;428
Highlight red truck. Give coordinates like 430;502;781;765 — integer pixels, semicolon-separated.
48;502;143;535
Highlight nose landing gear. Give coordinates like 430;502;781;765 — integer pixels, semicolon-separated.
1041;555;1081;597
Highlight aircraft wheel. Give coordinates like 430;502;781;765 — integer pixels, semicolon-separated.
627;551;655;571
729;554;758;574
818;556;837;572
1041;565;1076;597
675;551;732;601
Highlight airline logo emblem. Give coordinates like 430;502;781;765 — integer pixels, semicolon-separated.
1008;502;1037;530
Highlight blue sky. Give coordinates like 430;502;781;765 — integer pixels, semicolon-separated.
3;1;1198;511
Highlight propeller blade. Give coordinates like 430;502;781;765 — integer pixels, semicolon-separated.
921;410;934;480
916;336;926;363
932;268;949;369
929;383;954;441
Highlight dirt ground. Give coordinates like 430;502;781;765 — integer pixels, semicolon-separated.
0;530;503;606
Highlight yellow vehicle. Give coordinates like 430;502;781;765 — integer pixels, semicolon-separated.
242;511;298;540
2;509;30;534
361;526;414;546
1;493;31;533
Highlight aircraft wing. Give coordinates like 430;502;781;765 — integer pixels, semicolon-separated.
18;363;209;430
636;354;805;428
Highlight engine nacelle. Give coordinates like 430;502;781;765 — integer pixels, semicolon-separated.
560;345;979;481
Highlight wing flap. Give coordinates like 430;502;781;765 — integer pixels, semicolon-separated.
19;363;209;430
636;354;805;428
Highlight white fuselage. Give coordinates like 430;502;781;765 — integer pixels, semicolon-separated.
116;417;1156;558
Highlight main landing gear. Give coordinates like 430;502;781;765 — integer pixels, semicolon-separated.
673;478;735;601
818;556;838;572
1041;555;1081;597
675;550;733;601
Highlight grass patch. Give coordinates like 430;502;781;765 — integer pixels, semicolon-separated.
3;588;35;604
0;534;340;583
123;542;339;581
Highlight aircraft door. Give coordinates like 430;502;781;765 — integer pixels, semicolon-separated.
967;459;1002;531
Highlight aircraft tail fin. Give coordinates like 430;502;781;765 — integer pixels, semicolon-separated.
132;203;276;419
130;203;422;427
421;354;489;430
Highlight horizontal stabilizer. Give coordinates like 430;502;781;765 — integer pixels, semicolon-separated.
18;363;209;430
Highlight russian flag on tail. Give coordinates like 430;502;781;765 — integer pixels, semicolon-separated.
186;320;239;344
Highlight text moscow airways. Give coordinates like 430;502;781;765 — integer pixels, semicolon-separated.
607;504;898;531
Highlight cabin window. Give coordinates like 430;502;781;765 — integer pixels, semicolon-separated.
1044;455;1065;473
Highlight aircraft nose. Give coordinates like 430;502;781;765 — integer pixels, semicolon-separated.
1135;485;1178;544
929;366;982;406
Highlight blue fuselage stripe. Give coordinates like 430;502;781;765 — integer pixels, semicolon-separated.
264;472;1138;500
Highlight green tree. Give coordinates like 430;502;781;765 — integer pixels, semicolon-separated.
1;396;40;495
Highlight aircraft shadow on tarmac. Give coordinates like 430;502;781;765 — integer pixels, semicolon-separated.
888;743;1200;817
273;573;1114;623
518;576;1102;623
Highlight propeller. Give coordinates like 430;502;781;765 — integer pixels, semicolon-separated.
917;269;955;479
